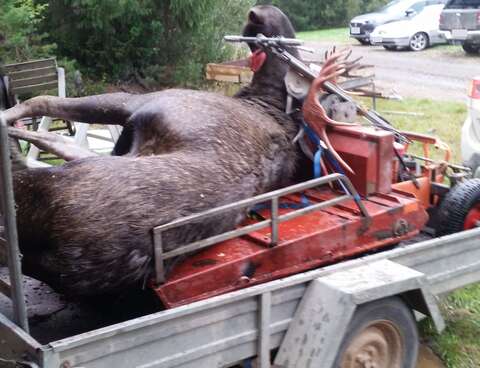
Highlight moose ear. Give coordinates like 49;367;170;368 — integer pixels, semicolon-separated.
248;9;264;25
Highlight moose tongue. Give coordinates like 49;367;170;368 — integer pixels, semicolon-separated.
249;50;267;72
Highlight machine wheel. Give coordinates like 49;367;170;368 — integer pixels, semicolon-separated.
436;179;480;235
383;45;397;51
334;297;418;368
462;43;480;54
358;39;371;45
409;32;429;51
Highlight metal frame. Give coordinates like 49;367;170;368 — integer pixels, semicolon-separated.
152;173;370;283
274;260;445;367
0;213;478;367
0;113;29;333
23;227;480;368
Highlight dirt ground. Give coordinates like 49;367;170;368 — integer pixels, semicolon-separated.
304;42;480;102
418;345;446;368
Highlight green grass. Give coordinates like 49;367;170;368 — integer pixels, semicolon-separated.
297;27;350;44
361;97;466;162
420;286;480;368
361;96;480;367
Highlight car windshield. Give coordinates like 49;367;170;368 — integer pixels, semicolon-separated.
379;0;416;13
445;0;480;8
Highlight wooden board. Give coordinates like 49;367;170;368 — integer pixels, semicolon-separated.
3;58;59;96
206;63;253;84
10;73;58;90
3;58;56;73
6;66;57;81
11;81;58;95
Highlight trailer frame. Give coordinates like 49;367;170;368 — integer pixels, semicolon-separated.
2;112;480;368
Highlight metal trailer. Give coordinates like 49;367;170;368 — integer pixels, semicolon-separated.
2;117;480;368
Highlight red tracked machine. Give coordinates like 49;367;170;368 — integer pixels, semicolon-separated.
150;46;465;309
151;125;455;308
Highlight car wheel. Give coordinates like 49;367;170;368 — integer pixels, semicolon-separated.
358;38;370;45
383;45;397;51
409;32;429;51
462;43;480;54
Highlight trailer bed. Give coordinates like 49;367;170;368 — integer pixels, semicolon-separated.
1;228;479;367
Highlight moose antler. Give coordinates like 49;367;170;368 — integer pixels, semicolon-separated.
302;48;358;175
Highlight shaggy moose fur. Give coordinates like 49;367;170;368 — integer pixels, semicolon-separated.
2;6;305;297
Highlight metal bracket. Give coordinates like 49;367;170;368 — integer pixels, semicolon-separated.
274;259;444;368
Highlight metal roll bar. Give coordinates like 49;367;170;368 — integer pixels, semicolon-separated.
0;113;29;332
152;173;370;283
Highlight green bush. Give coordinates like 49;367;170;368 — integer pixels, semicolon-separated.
38;0;255;85
0;0;56;63
1;0;254;86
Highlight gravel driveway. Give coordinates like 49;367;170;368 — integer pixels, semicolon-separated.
304;42;480;102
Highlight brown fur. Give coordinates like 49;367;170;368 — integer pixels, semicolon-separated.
3;6;306;296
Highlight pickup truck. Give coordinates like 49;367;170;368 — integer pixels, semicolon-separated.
439;0;480;53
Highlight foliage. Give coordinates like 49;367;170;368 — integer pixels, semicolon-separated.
0;0;56;63
257;0;389;31
37;0;254;84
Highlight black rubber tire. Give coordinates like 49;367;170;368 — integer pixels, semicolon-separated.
358;38;371;45
462;43;480;54
435;179;480;236
333;297;419;368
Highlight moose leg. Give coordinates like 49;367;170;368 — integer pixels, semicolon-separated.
8;127;98;161
2;93;150;126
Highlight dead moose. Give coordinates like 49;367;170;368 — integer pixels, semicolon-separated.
1;5;349;298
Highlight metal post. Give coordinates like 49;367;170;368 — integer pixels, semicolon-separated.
270;197;279;246
153;231;165;284
0;113;29;332
257;292;271;368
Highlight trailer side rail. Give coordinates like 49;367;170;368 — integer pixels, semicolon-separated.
35;228;480;368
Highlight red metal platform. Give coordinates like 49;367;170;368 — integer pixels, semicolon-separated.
154;186;428;308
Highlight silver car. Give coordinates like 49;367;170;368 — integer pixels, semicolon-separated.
462;77;480;177
350;0;446;45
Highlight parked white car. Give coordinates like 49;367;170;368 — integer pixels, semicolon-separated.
370;4;446;51
462;77;480;178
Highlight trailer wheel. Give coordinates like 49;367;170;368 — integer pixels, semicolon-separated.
334;297;418;368
436;178;480;235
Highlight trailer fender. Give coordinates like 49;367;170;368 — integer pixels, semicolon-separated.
274;259;444;368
